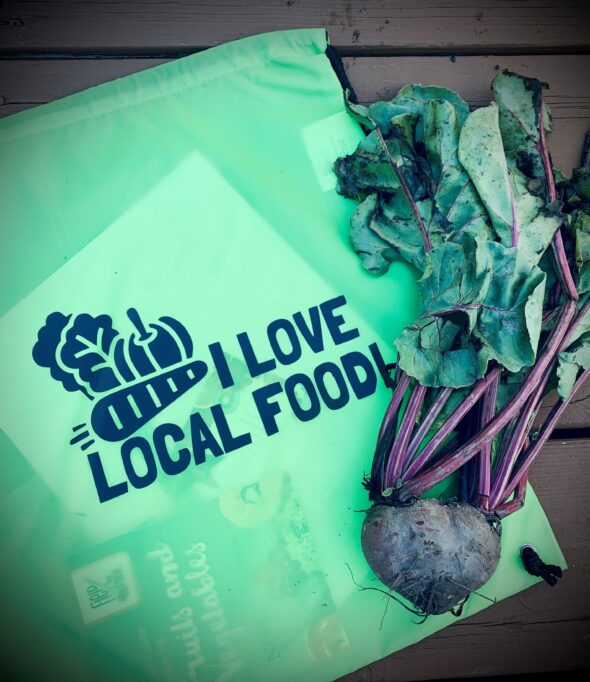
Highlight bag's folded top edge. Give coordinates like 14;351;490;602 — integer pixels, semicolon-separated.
0;27;329;143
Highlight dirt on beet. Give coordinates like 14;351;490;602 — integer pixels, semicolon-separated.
361;498;501;615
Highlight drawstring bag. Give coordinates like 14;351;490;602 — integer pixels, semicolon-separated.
0;28;564;682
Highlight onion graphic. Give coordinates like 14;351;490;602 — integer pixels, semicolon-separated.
121;307;193;378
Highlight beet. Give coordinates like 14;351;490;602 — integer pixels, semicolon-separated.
336;71;588;621
361;499;500;615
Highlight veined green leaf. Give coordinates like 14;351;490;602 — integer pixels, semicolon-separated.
572;209;590;295
350;192;449;274
458;103;516;247
396;317;480;388
396;84;471;127
358;83;470;137
396;239;545;385
509;163;561;266
336;72;567;392
349;193;399;275
557;343;590;399
333;129;402;198
422;99;493;243
492;70;547;185
417;240;484;328
474;240;546;374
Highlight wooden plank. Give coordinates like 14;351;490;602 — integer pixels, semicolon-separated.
0;58;167;112
0;1;589;54
339;439;590;680
1;54;589;173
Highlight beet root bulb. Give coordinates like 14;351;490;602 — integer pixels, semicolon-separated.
361;498;500;616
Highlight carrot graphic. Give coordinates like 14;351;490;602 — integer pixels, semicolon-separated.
90;358;207;442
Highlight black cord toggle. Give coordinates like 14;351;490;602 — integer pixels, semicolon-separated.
520;544;563;587
380;362;397;389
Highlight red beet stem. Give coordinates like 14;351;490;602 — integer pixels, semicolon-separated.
475;372;500;510
377;371;409;444
398;300;577;502
489;295;590;505
551;234;578;301
402;386;454;475
538;102;578;301
489;369;550;508
503;364;590;500
494;474;528;519
383;382;427;489
402;367;502;481
370;372;410;497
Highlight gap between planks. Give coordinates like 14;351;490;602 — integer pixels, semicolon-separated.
1;0;589;53
3;46;590;59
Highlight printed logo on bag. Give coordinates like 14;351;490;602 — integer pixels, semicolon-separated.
33;307;207;442
71;552;139;624
32;296;389;504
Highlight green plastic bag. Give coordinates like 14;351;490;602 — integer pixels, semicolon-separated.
0;28;564;682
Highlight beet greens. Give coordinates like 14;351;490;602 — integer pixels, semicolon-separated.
335;70;590;616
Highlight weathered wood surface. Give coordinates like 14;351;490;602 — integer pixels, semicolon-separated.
340;440;590;681
1;0;589;54
2;54;590;174
1;2;590;678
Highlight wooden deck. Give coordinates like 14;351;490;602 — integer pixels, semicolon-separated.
1;1;590;679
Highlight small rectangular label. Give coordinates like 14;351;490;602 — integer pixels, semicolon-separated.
71;551;140;624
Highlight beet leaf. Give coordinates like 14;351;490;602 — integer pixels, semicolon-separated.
334;68;588;516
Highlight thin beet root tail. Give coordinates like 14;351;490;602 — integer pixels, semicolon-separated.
361;499;500;616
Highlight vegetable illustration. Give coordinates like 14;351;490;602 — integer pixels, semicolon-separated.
335;71;590;618
125;307;193;376
33;312;122;398
91;358;207;442
33;311;84;395
33;309;207;441
60;313;124;394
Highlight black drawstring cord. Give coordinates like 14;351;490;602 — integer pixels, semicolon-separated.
325;44;359;104
520;544;563;587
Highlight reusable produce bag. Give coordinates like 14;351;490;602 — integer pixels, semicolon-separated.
0;28;564;682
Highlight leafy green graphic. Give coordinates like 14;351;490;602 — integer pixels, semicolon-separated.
33;312;122;399
33;309;207;441
32;312;82;394
60;314;123;395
